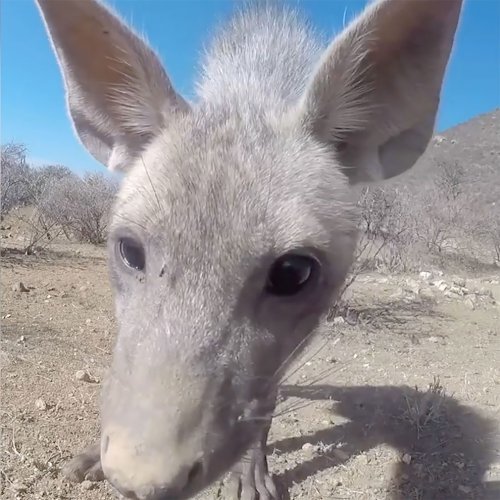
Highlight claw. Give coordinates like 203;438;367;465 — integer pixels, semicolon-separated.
223;426;280;500
62;443;103;483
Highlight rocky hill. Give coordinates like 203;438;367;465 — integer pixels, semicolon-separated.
389;108;500;208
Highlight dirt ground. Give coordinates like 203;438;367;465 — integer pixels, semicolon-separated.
1;224;500;500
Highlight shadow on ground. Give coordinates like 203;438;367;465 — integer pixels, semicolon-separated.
273;384;498;500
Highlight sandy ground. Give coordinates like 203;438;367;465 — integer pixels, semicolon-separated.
1;228;500;500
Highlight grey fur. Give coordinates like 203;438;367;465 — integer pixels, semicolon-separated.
35;0;463;498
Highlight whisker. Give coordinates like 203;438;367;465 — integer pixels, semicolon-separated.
278;336;340;386
266;324;319;389
140;155;163;216
272;399;318;419
113;213;148;231
299;358;350;389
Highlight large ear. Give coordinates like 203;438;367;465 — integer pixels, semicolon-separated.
298;0;463;184
35;0;190;172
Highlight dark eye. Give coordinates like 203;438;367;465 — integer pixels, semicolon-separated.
266;254;316;297
118;237;145;271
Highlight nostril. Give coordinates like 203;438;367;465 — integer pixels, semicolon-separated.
187;460;203;484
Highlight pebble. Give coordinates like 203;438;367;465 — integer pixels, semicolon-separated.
81;480;96;490
418;288;434;299
419;271;432;281
464;298;475;310
75;370;92;382
301;443;316;456
35;398;48;411
12;282;29;293
11;481;27;493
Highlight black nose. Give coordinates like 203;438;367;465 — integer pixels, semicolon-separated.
109;460;203;500
110;482;176;500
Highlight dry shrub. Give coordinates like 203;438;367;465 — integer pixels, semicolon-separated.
41;173;118;245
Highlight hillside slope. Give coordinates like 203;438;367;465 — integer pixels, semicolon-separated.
385;108;500;210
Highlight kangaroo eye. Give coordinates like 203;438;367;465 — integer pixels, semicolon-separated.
118;237;145;271
265;254;317;297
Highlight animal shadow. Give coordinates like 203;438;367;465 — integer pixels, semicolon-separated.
272;384;499;500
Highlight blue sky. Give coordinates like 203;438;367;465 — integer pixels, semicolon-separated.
2;0;499;174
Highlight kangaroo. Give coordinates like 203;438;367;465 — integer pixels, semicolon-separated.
35;0;462;498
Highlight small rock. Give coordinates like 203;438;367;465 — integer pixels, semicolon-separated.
402;453;412;464
419;271;432;281
4;313;12;319
452;277;466;288
345;309;359;325
405;278;421;294
301;442;317;457
17;335;25;343
85;318;92;325
11;481;27;493
436;282;449;292
418;287;434;300
81;480;96;490
458;485;472;494
35;398;48;411
428;336;439;343
75;370;92;382
333;316;345;325
464;298;475;310
12;282;29;293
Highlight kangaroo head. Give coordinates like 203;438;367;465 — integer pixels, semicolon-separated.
36;0;462;498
